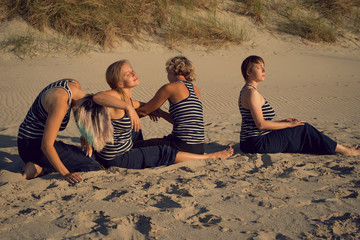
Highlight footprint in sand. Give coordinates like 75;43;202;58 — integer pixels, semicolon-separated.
308;212;360;239
166;184;192;197
102;190;128;202
185;206;222;228
151;194;182;209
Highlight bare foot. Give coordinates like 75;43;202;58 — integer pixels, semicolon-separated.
212;146;234;160
22;162;44;180
348;145;360;156
335;144;360;156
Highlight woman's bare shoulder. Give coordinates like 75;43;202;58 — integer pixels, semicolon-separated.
241;86;258;97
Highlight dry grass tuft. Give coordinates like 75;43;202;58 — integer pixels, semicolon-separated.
163;11;247;48
228;0;265;24
278;7;337;43
0;30;93;59
305;0;357;23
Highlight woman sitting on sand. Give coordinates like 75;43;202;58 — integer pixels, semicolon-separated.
17;79;105;184
238;55;360;155
134;56;205;154
74;60;233;169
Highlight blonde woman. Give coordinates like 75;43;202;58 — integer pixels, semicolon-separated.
76;60;233;169
135;56;205;154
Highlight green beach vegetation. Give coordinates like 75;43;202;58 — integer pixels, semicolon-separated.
0;0;359;58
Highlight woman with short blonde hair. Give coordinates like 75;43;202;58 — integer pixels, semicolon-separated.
136;56;205;154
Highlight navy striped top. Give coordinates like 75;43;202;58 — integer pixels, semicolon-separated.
169;80;204;144
18;79;75;139
239;84;275;141
97;115;133;161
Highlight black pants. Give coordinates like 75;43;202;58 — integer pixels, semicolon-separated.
240;123;337;155
17;138;101;173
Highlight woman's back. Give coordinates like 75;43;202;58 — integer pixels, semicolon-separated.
18;79;75;139
169;80;204;144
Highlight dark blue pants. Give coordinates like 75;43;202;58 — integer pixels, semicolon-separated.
95;145;178;169
240;123;337;155
17;138;102;173
133;134;204;154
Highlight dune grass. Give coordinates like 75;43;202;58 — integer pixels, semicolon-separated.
0;30;93;59
0;0;359;58
228;0;359;43
0;32;37;59
1;0;233;49
228;0;265;24
279;0;359;42
279;9;337;43
164;11;247;48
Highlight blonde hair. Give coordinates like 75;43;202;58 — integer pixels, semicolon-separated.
73;95;113;152
165;56;196;82
105;60;130;103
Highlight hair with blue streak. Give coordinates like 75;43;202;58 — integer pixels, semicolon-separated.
73;94;113;151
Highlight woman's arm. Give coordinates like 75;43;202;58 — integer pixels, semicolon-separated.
93;91;141;132
132;99;172;123
136;84;172;118
245;89;305;130
130;100;143;109
41;89;82;184
157;109;173;124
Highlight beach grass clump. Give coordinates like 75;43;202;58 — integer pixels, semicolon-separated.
0;30;93;59
228;0;265;24
354;12;360;33
3;0;167;49
304;0;357;24
0;0;232;50
163;11;247;48
172;0;219;10
0;32;37;59
280;12;337;42
299;0;360;36
1;0;172;48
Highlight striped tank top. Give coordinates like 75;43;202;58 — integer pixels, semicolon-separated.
97;115;133;161
18;79;75;139
239;84;275;141
169;80;204;144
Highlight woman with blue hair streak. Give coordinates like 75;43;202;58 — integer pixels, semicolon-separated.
17;79;102;184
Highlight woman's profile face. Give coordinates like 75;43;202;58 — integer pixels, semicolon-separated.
248;62;265;82
119;63;140;88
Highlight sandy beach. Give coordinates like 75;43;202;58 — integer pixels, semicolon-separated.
1;17;360;239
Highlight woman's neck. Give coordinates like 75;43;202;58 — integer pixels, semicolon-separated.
245;81;258;89
176;75;186;81
116;87;132;99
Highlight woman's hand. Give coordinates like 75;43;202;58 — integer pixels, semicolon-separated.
80;136;93;157
284;118;306;127
63;172;82;184
148;109;162;122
